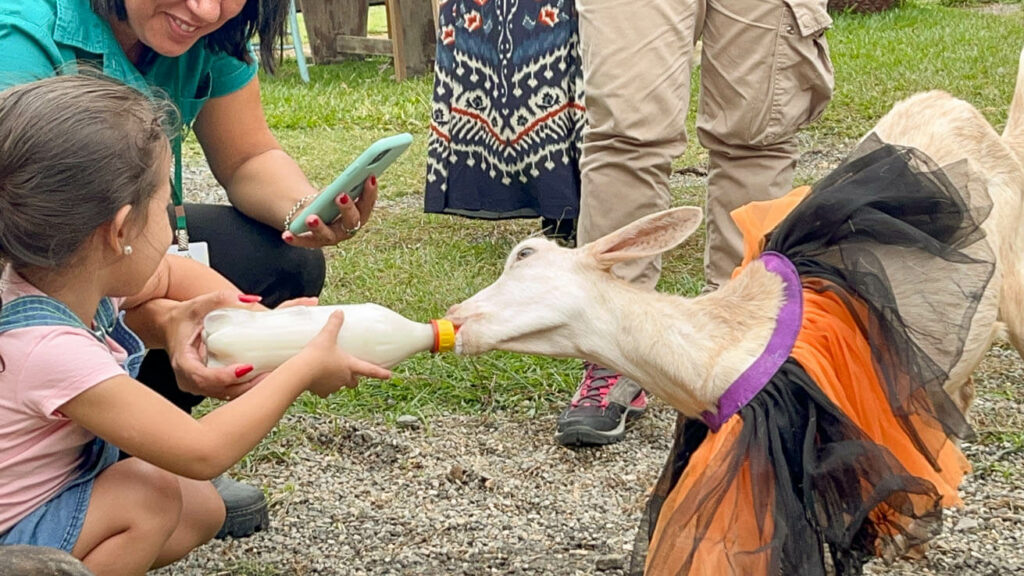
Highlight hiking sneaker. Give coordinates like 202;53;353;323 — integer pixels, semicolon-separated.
212;475;270;539
555;362;647;446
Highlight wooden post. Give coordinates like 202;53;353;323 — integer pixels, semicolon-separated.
386;0;437;81
300;0;436;80
299;0;368;64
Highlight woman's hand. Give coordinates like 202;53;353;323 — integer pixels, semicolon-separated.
164;290;267;401
282;178;379;248
293;310;392;398
275;296;320;310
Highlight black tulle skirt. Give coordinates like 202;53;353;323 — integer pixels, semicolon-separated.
632;135;994;575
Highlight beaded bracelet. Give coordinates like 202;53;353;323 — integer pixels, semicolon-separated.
283;193;319;231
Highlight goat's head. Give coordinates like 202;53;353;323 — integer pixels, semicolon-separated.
447;206;703;357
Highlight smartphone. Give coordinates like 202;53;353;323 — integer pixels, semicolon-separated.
288;132;413;235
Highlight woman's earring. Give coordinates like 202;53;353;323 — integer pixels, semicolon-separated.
122;245;133;256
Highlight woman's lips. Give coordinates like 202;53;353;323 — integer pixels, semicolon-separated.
168;14;200;35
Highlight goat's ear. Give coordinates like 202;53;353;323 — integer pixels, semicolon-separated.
584;207;702;269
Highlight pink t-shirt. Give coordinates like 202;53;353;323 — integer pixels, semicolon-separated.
0;268;128;533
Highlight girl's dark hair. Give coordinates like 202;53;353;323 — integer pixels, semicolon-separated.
90;0;290;74
0;73;176;371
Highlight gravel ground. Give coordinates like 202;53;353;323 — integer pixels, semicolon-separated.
156;354;1022;576
157;157;1023;575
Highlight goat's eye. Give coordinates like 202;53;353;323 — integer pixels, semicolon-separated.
515;247;535;261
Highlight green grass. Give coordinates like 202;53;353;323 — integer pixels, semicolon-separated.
196;1;1023;424
817;1;1024;141
938;0;1021;7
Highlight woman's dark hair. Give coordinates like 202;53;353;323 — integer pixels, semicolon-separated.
90;0;290;74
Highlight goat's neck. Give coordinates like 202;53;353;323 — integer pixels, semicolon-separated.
581;261;787;419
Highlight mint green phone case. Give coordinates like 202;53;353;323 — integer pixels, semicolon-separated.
288;133;413;235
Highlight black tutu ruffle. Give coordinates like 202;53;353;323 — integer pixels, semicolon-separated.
632;136;993;575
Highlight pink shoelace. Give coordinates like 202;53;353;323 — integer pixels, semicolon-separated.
571;362;621;409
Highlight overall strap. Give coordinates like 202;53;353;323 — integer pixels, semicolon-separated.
0;295;116;344
0;295;145;379
172;57;190;252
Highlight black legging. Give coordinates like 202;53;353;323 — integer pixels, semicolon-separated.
136;204;326;412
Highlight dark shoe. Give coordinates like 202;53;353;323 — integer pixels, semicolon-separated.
555;362;647;446
212;475;269;539
541;217;577;246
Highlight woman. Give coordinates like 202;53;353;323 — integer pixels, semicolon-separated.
0;0;378;539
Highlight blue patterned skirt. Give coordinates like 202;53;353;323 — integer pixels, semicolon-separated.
425;0;585;221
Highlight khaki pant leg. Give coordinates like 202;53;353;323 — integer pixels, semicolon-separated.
577;0;699;289
697;0;834;288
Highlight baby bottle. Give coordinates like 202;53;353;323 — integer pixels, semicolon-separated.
203;303;456;378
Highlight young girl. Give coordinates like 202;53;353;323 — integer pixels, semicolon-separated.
0;75;391;574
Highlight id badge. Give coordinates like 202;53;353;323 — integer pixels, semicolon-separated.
167;241;210;267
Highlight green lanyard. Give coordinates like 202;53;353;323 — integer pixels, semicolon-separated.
173;134;189;251
172;58;190;252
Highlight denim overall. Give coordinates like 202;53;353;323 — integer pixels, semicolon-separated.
0;295;145;551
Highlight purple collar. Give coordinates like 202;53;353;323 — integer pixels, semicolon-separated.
700;252;803;432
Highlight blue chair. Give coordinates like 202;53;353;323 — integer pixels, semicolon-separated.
251;0;310;83
289;0;310;83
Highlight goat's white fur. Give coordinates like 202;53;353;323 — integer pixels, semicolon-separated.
448;48;1024;420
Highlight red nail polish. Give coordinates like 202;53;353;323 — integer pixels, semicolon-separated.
369;175;377;187
339;194;350;205
235;365;254;378
238;294;262;303
283;232;294;242
307;216;319;228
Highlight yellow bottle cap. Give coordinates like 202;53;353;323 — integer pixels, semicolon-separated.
430;319;456;353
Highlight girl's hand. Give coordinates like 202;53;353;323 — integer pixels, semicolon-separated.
282;178;378;248
296;310;391;398
165;290;267;400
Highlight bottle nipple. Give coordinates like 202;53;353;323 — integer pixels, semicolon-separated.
430;319;456;353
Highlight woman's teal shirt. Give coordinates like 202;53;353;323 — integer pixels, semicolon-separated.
0;0;257;126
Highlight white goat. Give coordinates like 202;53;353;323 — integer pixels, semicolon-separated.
446;48;1024;573
448;48;1024;421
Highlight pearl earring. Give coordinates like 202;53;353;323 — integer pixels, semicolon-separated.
123;245;133;256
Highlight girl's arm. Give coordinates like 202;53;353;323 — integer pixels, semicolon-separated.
123;254;238;312
121;255;243;349
120;257;318;400
59;313;392;480
119;257;258;399
193;77;377;248
125;291;271;401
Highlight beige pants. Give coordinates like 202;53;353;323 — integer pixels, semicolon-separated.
576;0;834;289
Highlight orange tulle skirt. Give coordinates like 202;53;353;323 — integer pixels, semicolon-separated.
643;169;982;574
645;282;969;574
